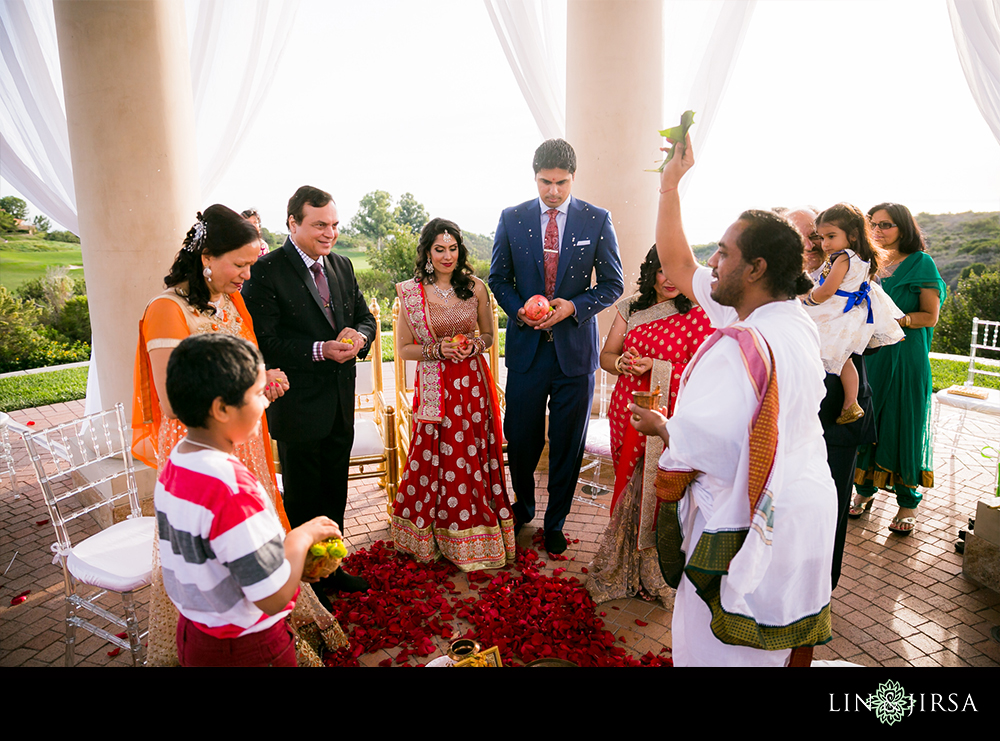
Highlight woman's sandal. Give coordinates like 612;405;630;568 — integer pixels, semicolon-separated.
836;402;865;425
888;511;917;535
848;495;874;518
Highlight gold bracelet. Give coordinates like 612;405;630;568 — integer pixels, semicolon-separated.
614;355;627;374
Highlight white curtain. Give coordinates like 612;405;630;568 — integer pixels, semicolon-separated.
660;1;756;174
0;0;77;231
0;0;299;414
484;0;756;185
0;0;301;231
484;0;566;140
948;0;1000;148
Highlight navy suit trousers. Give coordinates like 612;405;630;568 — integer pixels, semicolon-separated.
505;340;595;533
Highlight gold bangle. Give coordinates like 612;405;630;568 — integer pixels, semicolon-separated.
614;355;627;374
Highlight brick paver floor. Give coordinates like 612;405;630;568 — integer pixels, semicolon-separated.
2;381;998;666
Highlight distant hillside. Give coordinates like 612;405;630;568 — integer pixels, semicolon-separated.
692;243;717;264
915;211;1000;288
690;212;1000;288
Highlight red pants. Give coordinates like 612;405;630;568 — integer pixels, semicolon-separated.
177;614;297;667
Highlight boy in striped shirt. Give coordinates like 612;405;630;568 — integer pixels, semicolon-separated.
155;334;341;666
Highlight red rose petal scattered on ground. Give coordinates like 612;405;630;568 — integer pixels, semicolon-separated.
107;632;128;657
26;421;35;426
35;519;49;526
323;539;669;668
581;567;588;574
635;619;648;627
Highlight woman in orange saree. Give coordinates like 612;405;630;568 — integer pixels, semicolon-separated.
133;204;346;665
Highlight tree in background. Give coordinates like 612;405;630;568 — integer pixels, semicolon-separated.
394;192;429;234
933;268;1000;354
260;226;283;250
356;223;420;319
344;190;503;326
350;190;395;245
32;214;51;233
0;196;28;221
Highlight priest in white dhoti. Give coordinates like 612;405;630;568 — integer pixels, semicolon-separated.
630;133;836;667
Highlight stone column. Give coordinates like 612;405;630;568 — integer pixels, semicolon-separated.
566;0;663;345
55;0;200;416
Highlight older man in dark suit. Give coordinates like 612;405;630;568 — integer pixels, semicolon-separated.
243;185;377;596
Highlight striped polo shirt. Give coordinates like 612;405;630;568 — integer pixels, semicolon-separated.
155;443;294;638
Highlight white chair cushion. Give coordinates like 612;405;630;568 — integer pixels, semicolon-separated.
66;516;155;592
584;418;612;458
355;362;375;395
935;386;1000;416
352;419;384;458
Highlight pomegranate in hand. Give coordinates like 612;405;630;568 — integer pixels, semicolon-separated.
523;295;552;322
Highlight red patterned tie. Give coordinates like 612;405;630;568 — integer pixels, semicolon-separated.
544;208;559;299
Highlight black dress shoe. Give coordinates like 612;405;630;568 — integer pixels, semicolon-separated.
326;567;369;593
544;530;567;555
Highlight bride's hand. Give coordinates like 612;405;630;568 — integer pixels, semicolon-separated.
440;338;463;362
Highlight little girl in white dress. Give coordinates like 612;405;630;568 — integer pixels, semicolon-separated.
803;203;905;424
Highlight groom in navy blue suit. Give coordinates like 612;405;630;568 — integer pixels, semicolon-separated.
489;139;623;554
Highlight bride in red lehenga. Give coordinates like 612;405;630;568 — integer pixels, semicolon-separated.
391;218;515;572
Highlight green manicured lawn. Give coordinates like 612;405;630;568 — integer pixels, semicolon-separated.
929;357;1000;392
0;366;89;413
332;246;370;271
0;235;364;292
0;235;84;290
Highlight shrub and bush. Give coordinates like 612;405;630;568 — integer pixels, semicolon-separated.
933;268;1000;355
0;267;91;372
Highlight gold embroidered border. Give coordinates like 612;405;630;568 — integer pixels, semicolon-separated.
397;280;444;422
686;529;832;650
854;464;934;489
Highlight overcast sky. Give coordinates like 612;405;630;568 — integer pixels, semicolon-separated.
4;0;999;247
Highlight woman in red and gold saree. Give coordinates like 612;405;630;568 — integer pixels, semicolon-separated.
587;246;711;605
391;218;514;572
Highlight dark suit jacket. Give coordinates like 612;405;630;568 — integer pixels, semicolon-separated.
242;238;377;442
488;196;623;377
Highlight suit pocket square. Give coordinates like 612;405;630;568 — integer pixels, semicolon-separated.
576;239;591;246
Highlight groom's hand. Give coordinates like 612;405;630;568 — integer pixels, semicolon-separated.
533;298;574;330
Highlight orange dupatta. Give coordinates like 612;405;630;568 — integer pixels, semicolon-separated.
130;289;287;530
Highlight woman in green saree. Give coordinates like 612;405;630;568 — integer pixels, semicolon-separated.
851;203;946;535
